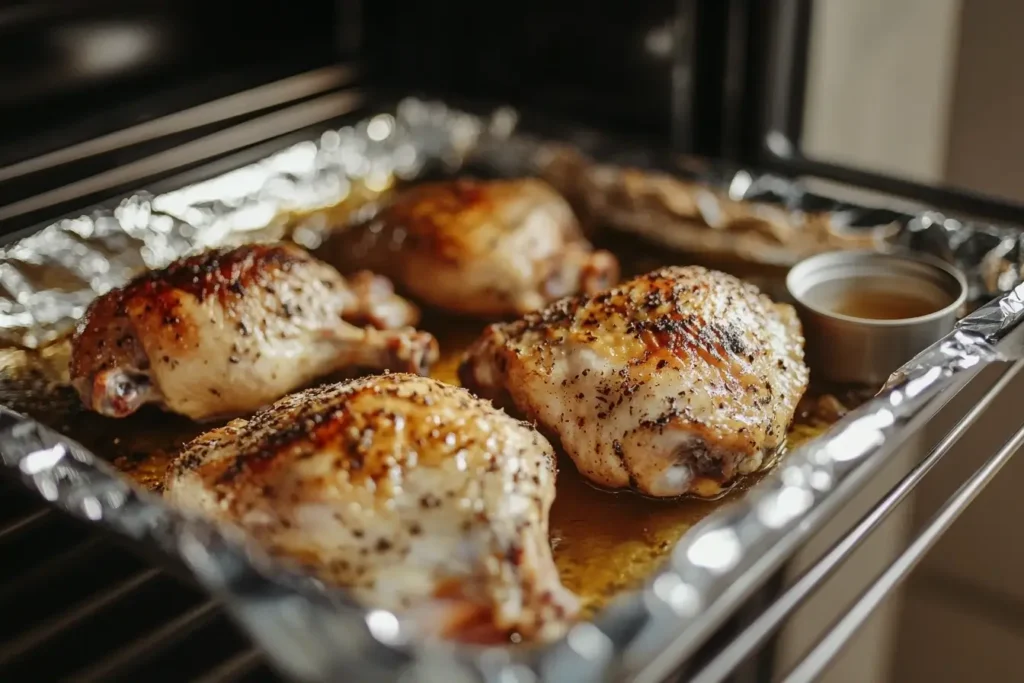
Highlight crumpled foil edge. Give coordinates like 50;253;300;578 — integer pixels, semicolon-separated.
2;99;1024;682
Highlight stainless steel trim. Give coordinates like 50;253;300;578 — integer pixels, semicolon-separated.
0;90;365;222
0;65;360;183
782;395;1024;683
628;361;985;683
689;359;1024;683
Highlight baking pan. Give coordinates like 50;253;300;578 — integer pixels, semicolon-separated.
1;98;1024;683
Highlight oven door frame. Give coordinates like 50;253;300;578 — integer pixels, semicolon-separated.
665;2;1024;681
705;0;1024;225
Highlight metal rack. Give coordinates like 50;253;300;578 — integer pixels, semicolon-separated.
0;476;282;681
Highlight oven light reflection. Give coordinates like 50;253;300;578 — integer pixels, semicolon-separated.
20;444;66;475
59;22;161;77
320;130;342;151
364;170;394;193
566;622;612;661
905;367;942;398
651;572;701;616
495;665;537;683
365;609;402;644
81;496;103;521
757;485;814;529
685;527;741;573
824;409;895;463
810;469;832;491
367;115;395;142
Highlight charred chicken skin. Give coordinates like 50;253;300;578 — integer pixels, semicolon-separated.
330;178;620;317
164;373;577;642
70;243;438;421
459;266;809;499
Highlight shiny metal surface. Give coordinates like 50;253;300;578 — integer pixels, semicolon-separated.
0;89;366;225
687;359;1024;683
0;65;359;185
2;99;1024;682
787;250;969;384
781;401;1024;683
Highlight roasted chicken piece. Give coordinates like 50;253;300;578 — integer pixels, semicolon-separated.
70;243;438;421
459;266;809;499
330;178;620;317
164;373;577;642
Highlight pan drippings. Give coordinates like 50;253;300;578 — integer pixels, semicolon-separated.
0;241;862;618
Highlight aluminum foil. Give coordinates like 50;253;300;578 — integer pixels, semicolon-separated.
1;99;1020;350
2;98;1024;683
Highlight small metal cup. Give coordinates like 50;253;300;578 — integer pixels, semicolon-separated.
786;250;968;385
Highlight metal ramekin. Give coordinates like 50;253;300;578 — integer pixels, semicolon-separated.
786;250;969;385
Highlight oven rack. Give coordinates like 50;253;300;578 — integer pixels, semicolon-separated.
0;476;283;682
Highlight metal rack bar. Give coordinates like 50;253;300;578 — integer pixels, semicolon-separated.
781;403;1024;682
0;89;365;223
0;508;50;541
69;600;220;683
0;537;109;607
688;360;1024;683
0;485;280;681
0;568;162;666
0;65;358;185
192;649;264;683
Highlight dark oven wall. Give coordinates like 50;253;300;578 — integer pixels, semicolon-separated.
364;0;680;144
2;0;710;235
5;1;690;179
0;0;349;168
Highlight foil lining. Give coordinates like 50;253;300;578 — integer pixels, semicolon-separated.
1;99;1021;350
2;99;1024;682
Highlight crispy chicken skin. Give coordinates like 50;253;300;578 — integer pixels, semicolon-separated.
164;373;577;642
459;266;810;499
70;243;438;421
331;178;620;317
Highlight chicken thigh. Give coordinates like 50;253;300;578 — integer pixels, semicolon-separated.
459;266;809;499
164;373;577;642
330;178;620;317
70;243;438;421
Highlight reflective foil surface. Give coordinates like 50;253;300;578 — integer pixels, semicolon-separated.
2;99;1024;682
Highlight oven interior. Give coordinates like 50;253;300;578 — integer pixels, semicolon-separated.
3;2;1023;682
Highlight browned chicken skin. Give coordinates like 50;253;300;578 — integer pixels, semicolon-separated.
164;373;577;643
70;243;438;421
330;178;620;317
459;266;810;499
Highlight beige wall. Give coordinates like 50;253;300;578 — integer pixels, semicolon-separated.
802;0;962;183
899;0;1024;680
777;1;963;680
779;1;1024;681
943;0;1024;202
